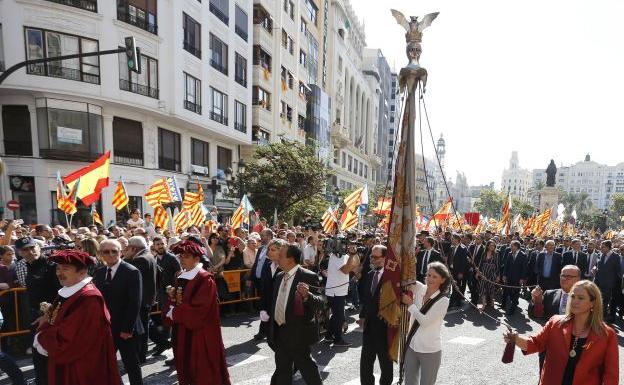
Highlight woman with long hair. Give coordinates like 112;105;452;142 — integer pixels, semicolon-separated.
401;261;451;385
504;280;619;385
477;240;499;311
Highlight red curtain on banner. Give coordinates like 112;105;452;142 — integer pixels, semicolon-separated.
464;212;480;226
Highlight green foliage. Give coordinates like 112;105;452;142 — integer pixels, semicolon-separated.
558;190;593;221
282;193;329;225
609;193;624;226
474;189;504;218
511;198;535;218
231;142;331;222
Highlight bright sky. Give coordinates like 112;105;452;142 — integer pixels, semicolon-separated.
353;0;624;187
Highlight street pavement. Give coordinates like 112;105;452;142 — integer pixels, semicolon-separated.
1;295;623;385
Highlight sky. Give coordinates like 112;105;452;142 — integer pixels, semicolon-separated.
352;0;624;188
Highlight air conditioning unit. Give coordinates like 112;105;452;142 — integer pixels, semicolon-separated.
190;164;209;175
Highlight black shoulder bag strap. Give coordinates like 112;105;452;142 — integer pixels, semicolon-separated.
398;291;446;384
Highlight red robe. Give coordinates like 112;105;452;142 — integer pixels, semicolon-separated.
37;283;119;385
164;269;230;385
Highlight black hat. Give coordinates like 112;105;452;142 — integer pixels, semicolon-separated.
15;237;37;250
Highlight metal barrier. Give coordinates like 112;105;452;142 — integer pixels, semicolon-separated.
1;269;260;338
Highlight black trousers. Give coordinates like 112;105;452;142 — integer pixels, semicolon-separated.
32;349;48;385
138;305;150;361
271;326;321;385
114;335;143;385
149;313;170;349
503;286;521;311
360;332;393;385
450;274;466;306
466;272;479;304
327;295;346;341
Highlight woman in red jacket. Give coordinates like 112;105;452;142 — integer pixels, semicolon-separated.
504;280;618;385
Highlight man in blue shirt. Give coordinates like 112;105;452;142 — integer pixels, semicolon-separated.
536;240;563;290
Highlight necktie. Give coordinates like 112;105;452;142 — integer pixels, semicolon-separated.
371;271;380;295
574;252;577;265
274;273;292;326
105;268;112;283
421;250;430;274
559;293;568;314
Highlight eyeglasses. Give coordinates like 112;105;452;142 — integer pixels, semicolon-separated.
371;254;384;259
560;274;579;280
100;249;120;255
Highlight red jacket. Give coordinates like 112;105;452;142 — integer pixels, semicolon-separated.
524;315;619;385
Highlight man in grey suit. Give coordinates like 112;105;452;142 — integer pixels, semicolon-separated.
593;240;622;323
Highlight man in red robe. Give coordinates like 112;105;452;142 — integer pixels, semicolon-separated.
34;249;119;385
164;240;230;385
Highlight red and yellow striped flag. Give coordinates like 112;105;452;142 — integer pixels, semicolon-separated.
91;204;103;226
63;151;110;206
189;203;206;227
321;207;337;233
112;180;129;211
343;187;364;209
145;178;171;208
231;205;244;232
173;209;191;233
153;205;170;229
183;182;204;210
340;206;358;231
59;178;80;215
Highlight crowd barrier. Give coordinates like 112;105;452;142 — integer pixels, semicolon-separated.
0;269;260;340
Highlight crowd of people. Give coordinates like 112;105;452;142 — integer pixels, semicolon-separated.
0;212;621;385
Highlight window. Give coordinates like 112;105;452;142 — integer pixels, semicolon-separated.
0;24;5;72
253;5;273;34
300;18;307;34
113;117;143;166
298;115;305;130
209;34;228;75
25;28;100;84
46;0;97;12
183;13;201;58
2;105;32;156
117;0;157;34
191;138;209;168
184;73;201;114
252;127;270;144
235;5;248;41
118;51;158;98
338;56;343;72
281;67;294;90
36;98;103;161
342;152;346;168
234;100;247;133
364;165;368;179
286;105;293;122
348;155;352;172
281;29;288;49
253;45;272;70
333;149;339;164
217;146;232;173
115;196;142;225
299;81;307;97
252;86;271;110
299;50;306;66
210;87;228;125
353;160;358;175
235;53;247;87
158;128;181;171
359;161;363;177
210;0;229;25
288;36;294;55
283;0;294;19
303;0;318;25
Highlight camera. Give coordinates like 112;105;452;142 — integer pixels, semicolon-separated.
324;236;347;255
41;236;76;252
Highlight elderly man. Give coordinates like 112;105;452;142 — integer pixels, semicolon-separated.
35;249;119;385
251;229;274;340
562;239;588;276
594;240;622;323
124;236;158;363
535;240;563;291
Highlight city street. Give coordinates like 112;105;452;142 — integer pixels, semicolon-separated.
2;296;623;385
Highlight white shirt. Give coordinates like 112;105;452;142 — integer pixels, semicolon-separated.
34;277;93;356
325;254;350;297
407;281;449;353
126;218;144;228
303;244;317;264
106;259;122;280
274;265;300;324
270;262;279;277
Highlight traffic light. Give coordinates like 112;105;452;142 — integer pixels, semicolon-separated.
124;36;141;74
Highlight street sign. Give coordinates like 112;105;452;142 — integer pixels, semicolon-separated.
6;200;20;211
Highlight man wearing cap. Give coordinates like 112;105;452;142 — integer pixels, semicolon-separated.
34;249;119;385
164;240;230;385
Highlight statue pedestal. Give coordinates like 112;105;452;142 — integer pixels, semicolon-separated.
539;187;559;218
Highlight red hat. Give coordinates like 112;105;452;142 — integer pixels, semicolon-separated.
170;240;205;258
49;250;96;268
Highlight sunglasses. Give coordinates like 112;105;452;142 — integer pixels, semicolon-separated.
100;249;120;255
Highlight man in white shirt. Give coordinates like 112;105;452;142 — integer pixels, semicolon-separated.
302;235;317;269
324;243;359;347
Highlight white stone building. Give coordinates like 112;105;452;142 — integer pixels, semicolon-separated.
0;0;253;225
326;0;379;190
501;151;532;202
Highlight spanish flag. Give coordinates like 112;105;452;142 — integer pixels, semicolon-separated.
63;151;110;206
112;179;129;211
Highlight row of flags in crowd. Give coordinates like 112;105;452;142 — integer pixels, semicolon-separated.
53;151;256;232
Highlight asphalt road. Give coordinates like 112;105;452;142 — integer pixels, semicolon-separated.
2;296;623;385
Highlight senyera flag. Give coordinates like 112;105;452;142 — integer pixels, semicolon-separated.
63;151;110;206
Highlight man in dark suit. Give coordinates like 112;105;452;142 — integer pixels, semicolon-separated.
467;234;485;304
449;233;468;308
556;237;572;255
535;240;563;290
594;240;622;323
359;245;393;385
583;240;599;280
124;236;159;363
94;239;144;385
562;239;588;277
270;244;323;385
258;239;283;348
151;236;181;356
416;237;442;283
502;240;527;315
251;229;274;340
530;265;581;369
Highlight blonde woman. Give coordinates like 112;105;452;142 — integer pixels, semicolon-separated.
504;280;619;385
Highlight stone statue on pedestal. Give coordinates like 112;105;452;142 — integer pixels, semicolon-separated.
546;160;557;187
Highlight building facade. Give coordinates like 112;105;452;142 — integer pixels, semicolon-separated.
0;0;253;225
326;0;379;190
532;154;624;210
501;151;532;202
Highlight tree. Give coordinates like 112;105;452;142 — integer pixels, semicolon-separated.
473;189;504;219
559;191;594;221
230;142;331;222
609;193;624;226
511;198;535;218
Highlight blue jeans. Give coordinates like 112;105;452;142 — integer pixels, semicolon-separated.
0;351;25;385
